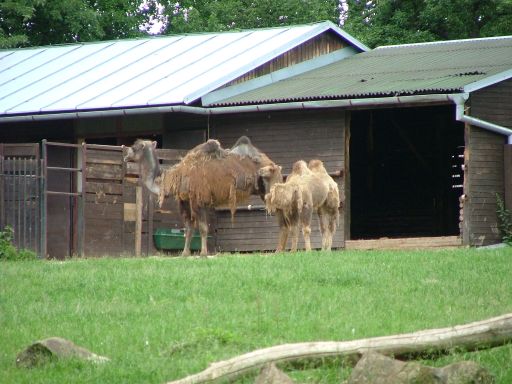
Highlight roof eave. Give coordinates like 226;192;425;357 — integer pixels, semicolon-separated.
463;68;512;93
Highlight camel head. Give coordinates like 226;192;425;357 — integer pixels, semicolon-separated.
257;164;283;199
124;139;161;197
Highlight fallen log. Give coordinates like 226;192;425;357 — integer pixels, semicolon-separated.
166;313;512;384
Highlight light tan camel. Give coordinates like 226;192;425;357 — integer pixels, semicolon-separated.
264;159;340;252
125;137;282;256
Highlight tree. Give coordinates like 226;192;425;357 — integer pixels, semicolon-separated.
1;0;511;48
0;0;147;48
341;0;512;48
158;0;340;34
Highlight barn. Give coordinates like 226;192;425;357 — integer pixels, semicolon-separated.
204;36;512;249
0;22;367;258
0;25;511;257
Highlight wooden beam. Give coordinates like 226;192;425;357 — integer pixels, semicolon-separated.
345;236;461;250
165;313;512;384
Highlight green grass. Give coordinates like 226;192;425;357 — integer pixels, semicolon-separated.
1;248;512;383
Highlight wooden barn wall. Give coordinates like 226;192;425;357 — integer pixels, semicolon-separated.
225;31;347;87
84;147;126;256
470;78;512;129
210;109;346;252
462;80;511;246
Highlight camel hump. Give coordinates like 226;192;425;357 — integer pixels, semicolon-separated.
308;159;328;174
188;139;227;160
290;160;311;176
229;136;262;162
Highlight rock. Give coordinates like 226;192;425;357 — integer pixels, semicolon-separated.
346;353;494;384
255;363;294;384
16;337;110;368
439;361;494;384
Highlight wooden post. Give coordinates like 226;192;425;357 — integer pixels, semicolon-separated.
135;185;143;257
504;144;512;211
147;193;154;256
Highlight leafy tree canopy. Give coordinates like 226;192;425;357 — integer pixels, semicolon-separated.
0;0;148;48
1;0;511;49
342;0;512;48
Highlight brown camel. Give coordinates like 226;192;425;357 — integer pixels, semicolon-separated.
264;159;340;252
125;137;282;256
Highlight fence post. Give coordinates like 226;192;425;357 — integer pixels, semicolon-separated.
135;185;143;256
41;140;48;258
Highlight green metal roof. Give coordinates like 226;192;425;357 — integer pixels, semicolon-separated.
205;35;512;106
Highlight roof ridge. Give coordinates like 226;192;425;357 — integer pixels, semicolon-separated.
376;35;512;50
0;21;334;52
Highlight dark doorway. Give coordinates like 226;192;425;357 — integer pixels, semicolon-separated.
349;105;464;239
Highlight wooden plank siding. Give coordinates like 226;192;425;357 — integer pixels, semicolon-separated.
462;127;506;246
210;109;346;252
462;79;512;246
84;147;126;256
225;31;347;87
470;78;512;128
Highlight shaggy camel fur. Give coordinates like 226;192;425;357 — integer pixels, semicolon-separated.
264;159;340;252
126;137;282;256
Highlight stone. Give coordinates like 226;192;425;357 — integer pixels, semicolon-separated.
255;363;295;384
16;337;110;368
439;361;494;384
345;353;494;384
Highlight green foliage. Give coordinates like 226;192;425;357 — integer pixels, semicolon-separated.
0;0;146;48
2;0;512;48
159;0;340;34
1;249;512;383
0;226;37;261
342;0;512;48
496;194;512;245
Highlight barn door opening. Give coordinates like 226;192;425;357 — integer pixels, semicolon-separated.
349;105;464;240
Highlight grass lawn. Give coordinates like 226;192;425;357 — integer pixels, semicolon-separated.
1;247;512;383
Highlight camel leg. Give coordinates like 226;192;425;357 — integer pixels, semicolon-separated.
302;224;312;252
290;224;299;252
179;200;193;256
318;210;330;251
276;212;289;252
182;223;194;256
325;212;337;251
301;207;312;251
197;208;209;257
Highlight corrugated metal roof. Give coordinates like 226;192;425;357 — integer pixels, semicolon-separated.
0;21;367;118
206;35;512;106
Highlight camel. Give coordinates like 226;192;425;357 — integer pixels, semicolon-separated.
263;159;340;252
124;137;282;256
123;139;161;195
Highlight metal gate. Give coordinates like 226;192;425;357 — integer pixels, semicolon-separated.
41;140;86;258
0;144;43;256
